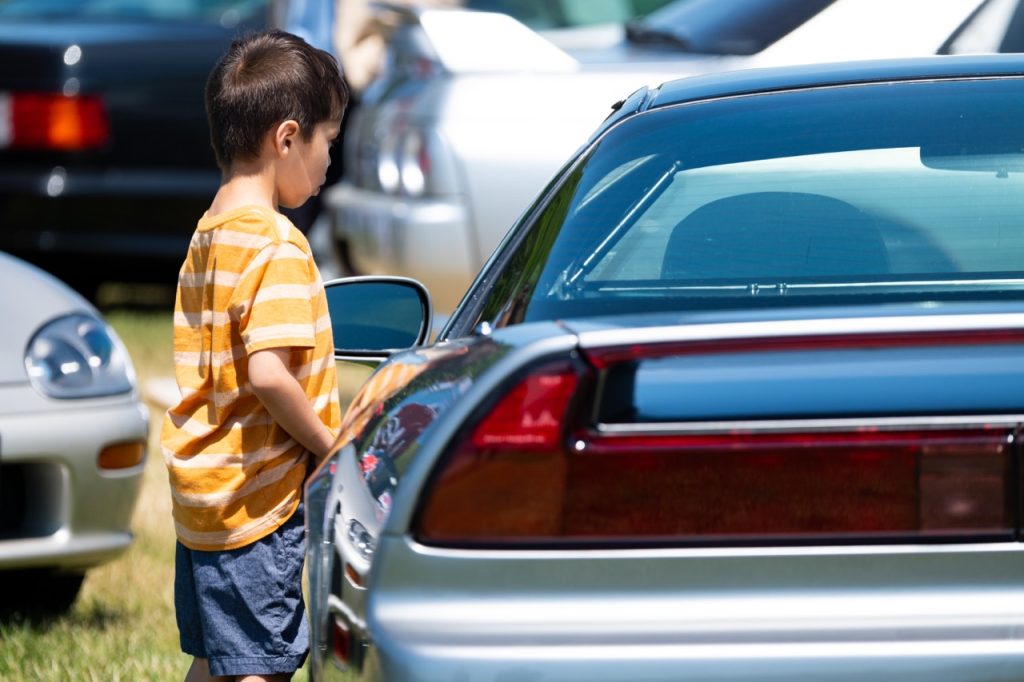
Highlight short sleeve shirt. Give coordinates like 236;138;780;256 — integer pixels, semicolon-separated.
161;206;341;551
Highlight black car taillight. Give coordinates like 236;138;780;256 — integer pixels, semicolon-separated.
1;92;109;150
414;349;1017;547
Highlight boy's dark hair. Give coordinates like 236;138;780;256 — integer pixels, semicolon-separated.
205;29;348;171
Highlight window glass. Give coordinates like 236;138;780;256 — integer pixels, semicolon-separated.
0;0;265;23
467;0;676;30
637;0;835;54
473;77;1024;328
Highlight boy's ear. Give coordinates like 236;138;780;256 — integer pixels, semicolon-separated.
274;120;301;158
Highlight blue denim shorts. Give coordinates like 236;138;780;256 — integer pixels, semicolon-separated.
174;503;309;677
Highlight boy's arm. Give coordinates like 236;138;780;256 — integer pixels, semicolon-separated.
249;348;336;461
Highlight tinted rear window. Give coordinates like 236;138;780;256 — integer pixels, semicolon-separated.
474;76;1024;327
468;0;676;30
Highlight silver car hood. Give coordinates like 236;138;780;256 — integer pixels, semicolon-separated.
0;252;92;384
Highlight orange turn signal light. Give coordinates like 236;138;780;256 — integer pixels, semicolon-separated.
345;562;365;588
98;441;146;470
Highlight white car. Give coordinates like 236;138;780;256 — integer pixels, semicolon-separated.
328;0;1024;320
0;251;149;614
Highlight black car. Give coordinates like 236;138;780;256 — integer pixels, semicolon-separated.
0;0;267;298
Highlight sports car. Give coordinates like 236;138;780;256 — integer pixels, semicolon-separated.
308;53;1024;680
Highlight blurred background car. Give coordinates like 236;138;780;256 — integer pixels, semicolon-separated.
308;52;1024;681
327;0;1024;322
0;0;267;301
270;0;680;283
0;250;148;615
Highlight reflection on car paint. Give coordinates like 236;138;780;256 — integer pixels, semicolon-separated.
361;378;474;521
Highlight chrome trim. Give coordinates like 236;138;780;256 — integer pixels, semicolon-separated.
327;593;368;632
596;414;1024;435
598;278;1024;294
576;311;1024;350
402;536;1023;562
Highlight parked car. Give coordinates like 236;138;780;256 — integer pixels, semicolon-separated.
0;251;148;615
0;0;267;299
270;0;679;280
308;53;1024;680
328;0;1024;320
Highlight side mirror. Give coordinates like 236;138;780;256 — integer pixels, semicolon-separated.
325;276;431;361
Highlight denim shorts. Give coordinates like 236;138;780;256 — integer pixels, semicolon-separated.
174;503;309;677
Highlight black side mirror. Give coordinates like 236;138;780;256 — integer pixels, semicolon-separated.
325;276;431;361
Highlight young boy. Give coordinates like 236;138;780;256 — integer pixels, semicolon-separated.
160;29;348;681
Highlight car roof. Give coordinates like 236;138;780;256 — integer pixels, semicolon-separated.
637;52;1024;112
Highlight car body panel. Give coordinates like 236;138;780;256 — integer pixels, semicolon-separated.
0;250;92;382
0;389;147;570
367;538;1024;681
751;0;987;66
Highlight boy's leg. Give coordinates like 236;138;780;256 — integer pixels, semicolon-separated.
185;657;292;682
185;657;230;682
177;542;218;679
187;503;310;678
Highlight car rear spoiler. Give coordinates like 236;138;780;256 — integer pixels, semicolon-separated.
369;1;578;75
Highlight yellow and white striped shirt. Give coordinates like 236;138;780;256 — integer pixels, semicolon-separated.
161;205;341;551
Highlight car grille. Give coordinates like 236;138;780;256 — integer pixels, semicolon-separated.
0;462;64;540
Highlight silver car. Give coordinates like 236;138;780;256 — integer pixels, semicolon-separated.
0;252;148;614
328;0;1023;320
309;52;1024;680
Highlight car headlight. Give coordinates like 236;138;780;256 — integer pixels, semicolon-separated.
25;313;135;399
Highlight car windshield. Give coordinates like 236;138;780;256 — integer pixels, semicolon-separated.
468;0;677;31
472;76;1024;328
0;0;264;23
627;0;835;54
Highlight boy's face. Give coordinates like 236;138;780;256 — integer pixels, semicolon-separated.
278;119;341;209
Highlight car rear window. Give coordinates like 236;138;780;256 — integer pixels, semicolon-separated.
476;76;1024;327
468;0;677;31
633;0;836;54
0;0;264;24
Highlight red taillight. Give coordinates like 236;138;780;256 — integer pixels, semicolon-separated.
416;359;584;540
331;616;352;666
565;428;1013;541
2;92;109;150
471;368;579;450
414;355;1015;546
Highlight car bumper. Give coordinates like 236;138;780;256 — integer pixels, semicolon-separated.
0;384;149;572
326;182;476;318
0;166;218;284
349;534;1024;682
